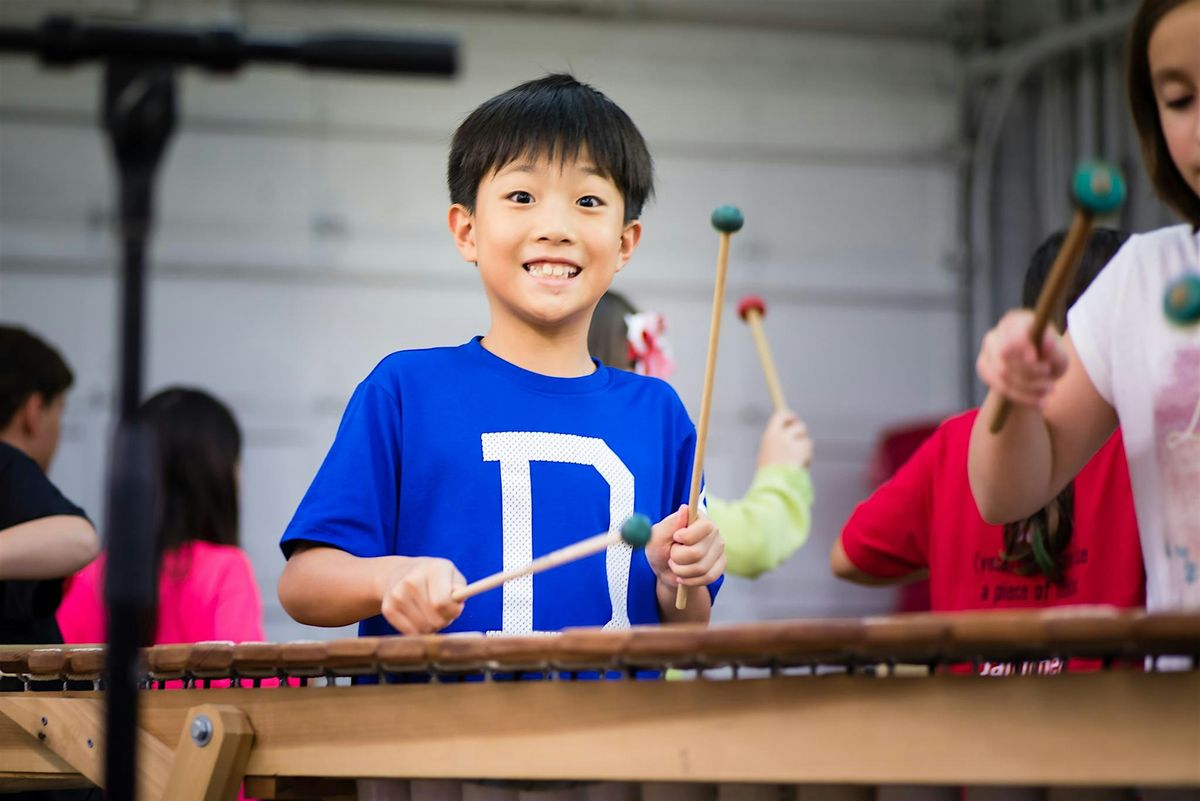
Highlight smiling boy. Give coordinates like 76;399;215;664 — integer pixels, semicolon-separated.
278;74;725;637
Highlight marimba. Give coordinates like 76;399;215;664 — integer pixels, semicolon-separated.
2;608;1198;800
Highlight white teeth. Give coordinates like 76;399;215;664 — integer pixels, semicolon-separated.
526;262;579;278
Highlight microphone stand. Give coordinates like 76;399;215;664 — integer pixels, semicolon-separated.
0;16;457;798
102;58;173;801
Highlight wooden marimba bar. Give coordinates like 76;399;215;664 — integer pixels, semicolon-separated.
1;608;1198;800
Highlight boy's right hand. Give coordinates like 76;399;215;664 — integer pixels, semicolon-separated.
378;557;466;635
976;309;1070;408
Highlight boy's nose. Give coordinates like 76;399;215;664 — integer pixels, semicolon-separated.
533;204;575;244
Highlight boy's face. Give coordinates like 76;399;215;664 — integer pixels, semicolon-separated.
449;153;642;334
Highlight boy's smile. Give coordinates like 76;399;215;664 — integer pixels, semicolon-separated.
524;258;581;282
525;257;580;280
449;152;642;345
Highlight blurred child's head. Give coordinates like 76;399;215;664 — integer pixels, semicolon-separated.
1021;227;1129;329
1006;227;1127;580
0;325;73;471
589;291;675;379
138;387;241;556
589;291;639;370
447;75;655;336
1126;0;1200;227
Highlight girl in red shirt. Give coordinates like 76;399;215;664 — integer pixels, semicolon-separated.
833;230;1145;646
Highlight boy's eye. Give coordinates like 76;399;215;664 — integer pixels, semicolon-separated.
507;191;534;204
577;195;604;208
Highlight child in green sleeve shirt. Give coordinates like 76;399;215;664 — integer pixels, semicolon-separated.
589;291;814;577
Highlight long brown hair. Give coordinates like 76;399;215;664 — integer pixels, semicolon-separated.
1126;0;1200;228
137;387;242;564
589;291;638;370
1001;229;1128;580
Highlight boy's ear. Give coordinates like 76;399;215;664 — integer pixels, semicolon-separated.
4;393;41;441
448;204;477;263
17;394;40;437
615;219;643;273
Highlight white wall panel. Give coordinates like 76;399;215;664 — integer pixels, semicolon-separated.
1;120;958;295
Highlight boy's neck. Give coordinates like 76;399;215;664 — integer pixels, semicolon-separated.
481;318;595;378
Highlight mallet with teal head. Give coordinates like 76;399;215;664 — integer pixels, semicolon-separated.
450;514;652;603
1163;274;1200;327
677;205;744;611
989;160;1126;434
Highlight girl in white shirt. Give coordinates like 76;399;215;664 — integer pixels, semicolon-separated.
968;0;1200;611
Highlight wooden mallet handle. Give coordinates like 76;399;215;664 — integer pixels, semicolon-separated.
451;515;651;603
738;295;786;413
988;161;1125;434
678;205;744;611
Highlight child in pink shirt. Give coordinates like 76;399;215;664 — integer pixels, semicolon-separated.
58;387;266;649
58;540;263;645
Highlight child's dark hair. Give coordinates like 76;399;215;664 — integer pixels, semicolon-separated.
1126;0;1200;229
1020;227;1130;331
589;291;638;369
138;387;242;561
0;325;74;428
448;73;654;223
1002;228;1128;581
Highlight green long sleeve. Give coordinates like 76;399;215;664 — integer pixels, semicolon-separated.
707;464;814;579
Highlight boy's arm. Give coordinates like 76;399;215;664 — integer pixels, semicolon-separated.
657;574;712;623
0;515;99;580
278;543;466;634
969;328;1116;524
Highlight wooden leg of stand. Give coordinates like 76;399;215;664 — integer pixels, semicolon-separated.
162;704;253;801
0;696;172;798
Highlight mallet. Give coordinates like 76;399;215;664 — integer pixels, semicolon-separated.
738;294;787;413
677;204;744;611
450;514;652;603
989;160;1126;434
1164;274;1200;328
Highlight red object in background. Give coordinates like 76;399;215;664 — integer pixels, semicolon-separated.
868;420;941;488
869;419;941;613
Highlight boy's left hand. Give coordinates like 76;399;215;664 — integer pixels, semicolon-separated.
646;504;725;589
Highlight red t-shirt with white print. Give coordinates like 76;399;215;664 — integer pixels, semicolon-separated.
841;409;1145;674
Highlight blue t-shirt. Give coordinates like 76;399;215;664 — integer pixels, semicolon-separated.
281;338;719;637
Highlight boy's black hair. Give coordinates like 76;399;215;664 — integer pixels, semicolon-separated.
448;74;654;223
1003;227;1128;582
0;325;74;428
